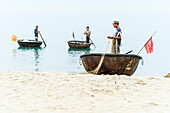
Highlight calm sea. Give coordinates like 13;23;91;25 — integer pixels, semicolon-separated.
0;12;170;76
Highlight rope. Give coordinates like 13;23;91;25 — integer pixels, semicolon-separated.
111;38;114;53
88;31;121;74
116;39;118;54
92;41;110;74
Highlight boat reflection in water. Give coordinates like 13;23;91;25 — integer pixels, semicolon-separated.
17;47;44;71
68;48;91;56
67;48;93;72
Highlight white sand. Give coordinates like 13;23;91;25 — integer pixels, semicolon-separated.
0;71;169;113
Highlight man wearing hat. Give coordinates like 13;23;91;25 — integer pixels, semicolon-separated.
108;21;122;53
84;26;91;43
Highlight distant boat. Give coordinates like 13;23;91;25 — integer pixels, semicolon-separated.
80;53;142;76
68;40;92;49
17;39;42;47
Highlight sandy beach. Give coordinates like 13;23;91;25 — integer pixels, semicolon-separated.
0;71;169;113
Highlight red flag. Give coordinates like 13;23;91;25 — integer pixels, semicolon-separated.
144;37;153;53
72;32;75;39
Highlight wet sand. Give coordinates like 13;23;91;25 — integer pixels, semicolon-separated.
0;71;169;113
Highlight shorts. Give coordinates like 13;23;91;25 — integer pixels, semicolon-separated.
35;37;38;42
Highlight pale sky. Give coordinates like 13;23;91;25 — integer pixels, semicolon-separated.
0;0;170;13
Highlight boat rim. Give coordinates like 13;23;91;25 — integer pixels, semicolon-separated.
80;53;142;59
17;39;42;43
68;40;92;44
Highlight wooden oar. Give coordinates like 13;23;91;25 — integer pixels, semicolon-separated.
125;50;133;54
90;39;96;48
39;32;47;47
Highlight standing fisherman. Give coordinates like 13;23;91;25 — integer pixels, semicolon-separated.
107;21;122;54
84;26;91;43
34;25;40;42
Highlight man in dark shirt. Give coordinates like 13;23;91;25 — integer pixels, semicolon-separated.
34;25;39;42
107;21;122;53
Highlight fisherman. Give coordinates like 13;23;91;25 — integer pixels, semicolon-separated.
34;25;39;42
84;26;91;43
107;20;122;54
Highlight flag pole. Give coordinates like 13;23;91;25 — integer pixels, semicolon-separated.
137;31;156;55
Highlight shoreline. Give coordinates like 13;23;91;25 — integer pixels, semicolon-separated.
0;70;169;113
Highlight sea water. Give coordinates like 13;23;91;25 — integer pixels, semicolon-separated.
0;12;170;77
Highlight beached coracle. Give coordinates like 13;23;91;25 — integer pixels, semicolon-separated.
80;53;142;76
17;39;42;47
68;40;92;49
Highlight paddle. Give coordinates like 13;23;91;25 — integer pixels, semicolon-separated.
39;32;47;47
125;50;133;54
90;39;96;48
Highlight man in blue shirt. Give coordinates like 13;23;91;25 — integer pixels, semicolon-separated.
107;21;122;54
34;25;39;42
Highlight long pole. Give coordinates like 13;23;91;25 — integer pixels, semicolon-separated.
90;39;96;48
137;31;156;55
39;32;47;47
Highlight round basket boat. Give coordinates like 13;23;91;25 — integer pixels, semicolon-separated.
80;53;142;76
68;40;91;49
17;39;42;47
